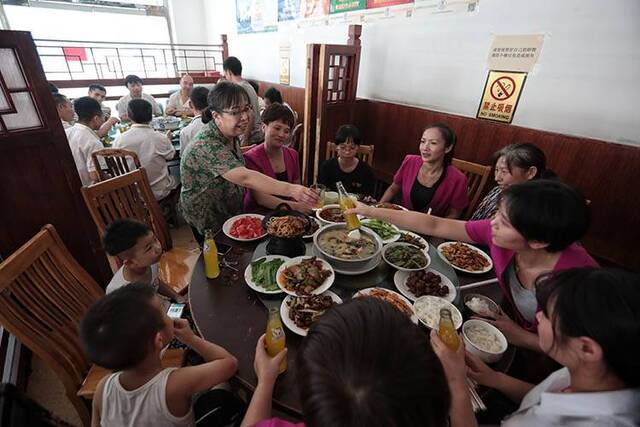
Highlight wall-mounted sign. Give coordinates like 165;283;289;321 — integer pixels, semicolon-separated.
477;70;527;123
279;45;291;85
488;34;544;72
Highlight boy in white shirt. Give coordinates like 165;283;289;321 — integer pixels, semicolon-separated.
114;98;177;201
103;219;185;304
54;93;75;129
179;86;209;154
116;74;162;119
65;97;105;186
88;83;120;138
80;283;238;427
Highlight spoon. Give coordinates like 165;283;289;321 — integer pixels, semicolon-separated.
347;228;362;240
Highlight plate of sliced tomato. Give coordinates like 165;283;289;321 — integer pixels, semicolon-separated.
223;214;267;242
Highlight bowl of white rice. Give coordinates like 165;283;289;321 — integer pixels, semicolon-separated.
462;319;508;363
413;296;463;330
463;293;499;318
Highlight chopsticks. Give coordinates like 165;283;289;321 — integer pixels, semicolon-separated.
459;277;499;291
467;377;487;412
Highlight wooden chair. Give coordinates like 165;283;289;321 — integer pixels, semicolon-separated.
452;158;492;219
0;225;185;426
289;123;303;151
240;144;256;154
326;141;375;167
91;148;141;182
81;168;172;269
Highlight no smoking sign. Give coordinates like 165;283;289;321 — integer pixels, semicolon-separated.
477;71;527;123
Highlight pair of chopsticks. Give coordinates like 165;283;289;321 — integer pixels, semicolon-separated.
467;378;487;412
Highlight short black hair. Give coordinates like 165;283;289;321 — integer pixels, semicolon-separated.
261;103;294;128
103;219;151;257
536;267;640;388
73;96;103;122
494;143;555;179
127;98;153;124
247;79;260;95
335;124;362;145
201;81;250;124
79;283;165;371
48;82;59;93
223;56;242;76
89;84;106;93
53;92;69;107
125;74;143;87
189;86;209;111
501;180;589;252
298;298;450;427
424;123;456;166
264;87;283;104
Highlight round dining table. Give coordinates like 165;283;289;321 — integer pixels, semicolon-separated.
189;230;514;417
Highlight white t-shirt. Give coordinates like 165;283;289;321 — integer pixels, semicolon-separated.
166;91;191;114
179;116;206;154
503;368;640;426
116;93;162;118
114;124;177;200
65;123;103;186
106;263;160;294
100;368;194;427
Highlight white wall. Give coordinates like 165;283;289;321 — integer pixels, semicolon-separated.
167;0;207;44
203;0;640;146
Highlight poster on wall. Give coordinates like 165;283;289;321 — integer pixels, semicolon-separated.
279;45;291;85
236;0;279;33
488;34;544;73
366;0;413;9
330;0;366;14
278;0;302;21
301;0;329;17
477;70;527;124
413;0;478;15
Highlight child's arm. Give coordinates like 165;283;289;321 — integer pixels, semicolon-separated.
466;352;535;403
166;319;238;404
241;334;288;427
91;376;107;427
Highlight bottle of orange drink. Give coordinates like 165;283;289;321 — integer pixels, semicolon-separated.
265;308;287;374
203;229;220;279
336;181;360;230
438;308;460;351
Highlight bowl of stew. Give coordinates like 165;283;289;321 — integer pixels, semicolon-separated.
313;224;383;268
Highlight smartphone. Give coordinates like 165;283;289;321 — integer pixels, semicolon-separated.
167;303;186;319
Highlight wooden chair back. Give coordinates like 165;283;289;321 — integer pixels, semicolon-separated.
0;224;104;426
240;144;256;154
289;123;303;151
326;141;375;167
452;158;492;219
91;148;142;182
81;168;172;272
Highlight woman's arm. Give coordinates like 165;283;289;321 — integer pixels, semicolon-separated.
446;208;463;219
465;352;534;403
224;167;317;204
253;191;313;214
350;204;472;242
379;182;401;203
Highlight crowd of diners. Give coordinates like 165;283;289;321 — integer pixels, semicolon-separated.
48;55;639;426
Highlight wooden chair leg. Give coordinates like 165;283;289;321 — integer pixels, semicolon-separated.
69;392;92;427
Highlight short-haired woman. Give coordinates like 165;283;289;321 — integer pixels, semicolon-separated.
380;124;468;218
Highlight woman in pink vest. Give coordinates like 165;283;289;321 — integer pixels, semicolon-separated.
380;123;468;218
350;180;598;353
243;103;310;213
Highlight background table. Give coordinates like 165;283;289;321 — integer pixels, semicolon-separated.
189;232;513;417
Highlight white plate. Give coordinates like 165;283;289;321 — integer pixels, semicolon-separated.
360;219;401;244
316;204;344;225
374;202;408;211
394;269;456;302
413;295;463;330
280;291;342;336
303;217;322;239
313;246;382;276
353;287;418;324
244;255;289;295
276;256;335;296
222;214;266;242
437;242;494;274
396;230;430;254
382;242;431;272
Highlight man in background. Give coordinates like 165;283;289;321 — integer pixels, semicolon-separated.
116;75;162;120
222;56;264;145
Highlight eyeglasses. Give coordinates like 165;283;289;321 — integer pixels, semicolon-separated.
337;141;357;149
221;104;252;117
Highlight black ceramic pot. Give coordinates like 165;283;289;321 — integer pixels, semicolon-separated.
262;204;312;258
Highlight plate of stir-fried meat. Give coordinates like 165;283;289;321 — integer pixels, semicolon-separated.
276;256;335;296
281;291;342;336
437;242;493;274
353;287;418;324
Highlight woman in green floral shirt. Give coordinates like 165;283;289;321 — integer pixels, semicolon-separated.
180;81;316;242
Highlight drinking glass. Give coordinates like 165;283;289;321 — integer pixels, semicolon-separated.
310;184;326;209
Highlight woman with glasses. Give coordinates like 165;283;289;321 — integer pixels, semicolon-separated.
243;103;311;213
379;124;468;218
179;82;317;244
318;125;375;197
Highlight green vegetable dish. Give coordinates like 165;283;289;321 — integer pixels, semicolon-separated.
251;257;286;291
363;219;399;240
385;245;428;269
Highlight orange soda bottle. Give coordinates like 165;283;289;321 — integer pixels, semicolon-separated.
336;181;360;230
438;308;460;351
203;229;220;279
265;308;287;374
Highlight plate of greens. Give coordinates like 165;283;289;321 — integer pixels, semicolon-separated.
361;219;401;244
382;242;431;272
244;255;289;294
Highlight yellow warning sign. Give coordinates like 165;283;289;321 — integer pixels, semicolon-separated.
477;70;527;123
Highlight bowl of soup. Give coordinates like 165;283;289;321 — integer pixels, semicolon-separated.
314;224;382;268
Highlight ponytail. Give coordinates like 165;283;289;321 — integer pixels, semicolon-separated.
201;107;213;124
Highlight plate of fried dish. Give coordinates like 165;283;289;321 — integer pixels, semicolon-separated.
276;256;335;296
382;243;431;272
396;231;429;254
394;269;456;302
303;217;322;239
281;291;342;336
265;215;309;239
374;202;408;211
353;287;418;324
316;204;345;225
244;255;289;295
437;242;493;274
